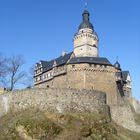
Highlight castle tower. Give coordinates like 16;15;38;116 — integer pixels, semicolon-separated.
74;10;99;57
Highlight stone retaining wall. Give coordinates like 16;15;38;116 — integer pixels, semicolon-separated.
1;88;139;132
0;88;109;117
110;105;140;132
132;98;140;114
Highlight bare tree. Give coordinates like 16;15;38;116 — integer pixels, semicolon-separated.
0;54;7;84
5;55;26;91
28;66;34;87
23;66;34;88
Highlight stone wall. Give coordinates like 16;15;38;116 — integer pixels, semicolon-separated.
132;98;140;114
36;64;120;105
74;28;98;57
0;88;109;118
110;104;140;133
0;88;140;132
67;64;119;105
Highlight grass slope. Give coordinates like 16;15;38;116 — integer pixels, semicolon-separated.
0;109;140;140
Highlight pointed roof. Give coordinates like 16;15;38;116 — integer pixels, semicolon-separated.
114;61;121;69
37;52;73;72
78;10;94;31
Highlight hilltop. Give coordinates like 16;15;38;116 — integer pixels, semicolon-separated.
0;109;140;140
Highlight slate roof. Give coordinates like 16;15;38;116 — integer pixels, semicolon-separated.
42;60;54;72
40;61;49;68
114;61;121;69
39;52;73;72
122;71;129;81
55;52;72;66
68;57;112;66
79;10;94;31
37;52;113;73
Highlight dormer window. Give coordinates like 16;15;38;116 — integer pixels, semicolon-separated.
53;61;57;67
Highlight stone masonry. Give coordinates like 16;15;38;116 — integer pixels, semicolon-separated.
0;88;109;118
36;64;120;105
110;104;140;133
0;88;140;132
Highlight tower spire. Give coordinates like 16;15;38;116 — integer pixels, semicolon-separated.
73;7;99;57
78;10;94;31
116;56;119;62
85;1;88;10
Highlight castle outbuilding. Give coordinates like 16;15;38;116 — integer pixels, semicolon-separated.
34;10;132;105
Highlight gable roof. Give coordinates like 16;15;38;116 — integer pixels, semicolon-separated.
55;52;73;66
38;52;73;72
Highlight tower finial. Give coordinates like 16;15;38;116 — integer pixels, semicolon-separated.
85;1;88;10
116;56;119;62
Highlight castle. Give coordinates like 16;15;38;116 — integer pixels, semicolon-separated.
0;9;140;133
34;10;132;105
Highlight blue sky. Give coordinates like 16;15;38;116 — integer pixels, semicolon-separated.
0;0;140;100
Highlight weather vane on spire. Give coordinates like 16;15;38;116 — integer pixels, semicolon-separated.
85;0;88;9
116;56;119;62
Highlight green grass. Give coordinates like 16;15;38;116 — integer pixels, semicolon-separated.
116;124;140;140
134;113;140;125
0;109;140;140
0;109;62;140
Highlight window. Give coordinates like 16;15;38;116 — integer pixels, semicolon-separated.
43;74;46;79
37;77;40;81
48;73;50;77
35;70;37;74
35;78;37;82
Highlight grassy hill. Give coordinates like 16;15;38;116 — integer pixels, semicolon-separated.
0;109;140;140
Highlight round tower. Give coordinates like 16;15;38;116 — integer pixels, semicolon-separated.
74;10;99;57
